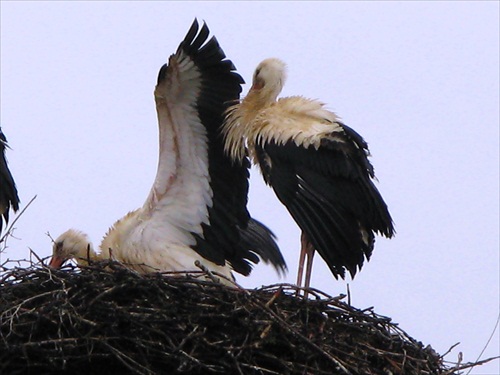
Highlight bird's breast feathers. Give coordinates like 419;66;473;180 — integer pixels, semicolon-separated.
224;95;347;162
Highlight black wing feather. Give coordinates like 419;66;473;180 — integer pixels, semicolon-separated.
256;123;393;279
175;19;286;276
0;127;20;234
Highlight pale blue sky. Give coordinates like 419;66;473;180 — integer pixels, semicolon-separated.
1;2;498;373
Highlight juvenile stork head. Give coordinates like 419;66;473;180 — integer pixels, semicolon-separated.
49;229;96;268
251;58;287;102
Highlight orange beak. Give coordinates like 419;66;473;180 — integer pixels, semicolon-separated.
48;256;65;268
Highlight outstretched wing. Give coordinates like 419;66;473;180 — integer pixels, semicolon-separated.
0;127;19;234
256;121;394;279
154;20;286;276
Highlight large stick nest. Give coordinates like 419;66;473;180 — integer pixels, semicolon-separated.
0;259;477;375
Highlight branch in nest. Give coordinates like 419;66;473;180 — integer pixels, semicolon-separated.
0;257;494;375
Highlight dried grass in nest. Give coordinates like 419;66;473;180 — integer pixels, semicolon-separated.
0;259;486;375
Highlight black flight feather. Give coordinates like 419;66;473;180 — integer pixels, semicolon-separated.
254;121;394;279
169;19;286;276
0;127;20;235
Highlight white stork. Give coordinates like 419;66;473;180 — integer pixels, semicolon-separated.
223;58;394;288
51;229;99;266
49;22;287;284
0;127;20;235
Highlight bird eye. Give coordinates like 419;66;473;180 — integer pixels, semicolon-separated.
55;241;64;254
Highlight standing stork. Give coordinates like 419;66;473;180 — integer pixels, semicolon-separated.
50;21;287;284
223;58;394;288
0;127;20;236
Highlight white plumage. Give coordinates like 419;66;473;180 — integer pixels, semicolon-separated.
223;57;394;288
50;22;287;284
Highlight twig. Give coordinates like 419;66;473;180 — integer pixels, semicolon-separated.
0;195;37;250
466;312;500;375
247;292;352;374
440;342;461;359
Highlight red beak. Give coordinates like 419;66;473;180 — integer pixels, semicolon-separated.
251;77;264;91
48;256;65;268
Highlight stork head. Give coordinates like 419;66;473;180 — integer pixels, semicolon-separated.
251;58;287;101
49;229;94;268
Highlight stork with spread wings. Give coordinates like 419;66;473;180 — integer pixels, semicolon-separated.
50;21;287;284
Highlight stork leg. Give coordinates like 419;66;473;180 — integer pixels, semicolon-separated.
297;232;315;297
303;240;315;291
296;233;307;287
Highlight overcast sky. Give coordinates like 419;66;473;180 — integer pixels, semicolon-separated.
1;2;498;373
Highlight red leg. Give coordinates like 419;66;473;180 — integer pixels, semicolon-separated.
297;232;308;287
304;240;315;290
